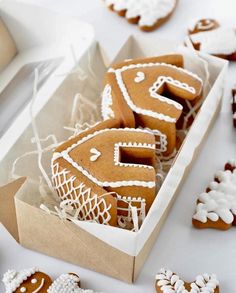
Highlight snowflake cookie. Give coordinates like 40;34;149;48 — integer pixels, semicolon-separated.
188;19;236;61
192;160;236;230
155;268;219;293
104;0;178;32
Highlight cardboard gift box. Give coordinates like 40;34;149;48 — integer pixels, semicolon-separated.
0;2;228;284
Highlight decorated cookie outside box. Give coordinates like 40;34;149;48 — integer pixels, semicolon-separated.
0;2;228;284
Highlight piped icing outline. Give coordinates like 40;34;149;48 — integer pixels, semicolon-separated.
114;142;155;169
52;128;156;189
193;161;236;225
156;268;219;293
149;75;196;108
105;0;176;27
196;19;216;31
51;163;112;225
101;84;115;120
108;62;203;123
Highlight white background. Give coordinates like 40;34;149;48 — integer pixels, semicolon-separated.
0;0;236;292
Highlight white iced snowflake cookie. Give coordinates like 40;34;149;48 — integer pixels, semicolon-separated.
155;268;219;293
104;0;178;31
188;19;236;60
193;160;236;230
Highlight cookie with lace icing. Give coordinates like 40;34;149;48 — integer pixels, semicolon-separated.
232;89;236;128
52;119;157;226
192;160;236;230
2;267;52;293
104;0;178;32
155;268;219;293
101;54;203;155
188;19;236;61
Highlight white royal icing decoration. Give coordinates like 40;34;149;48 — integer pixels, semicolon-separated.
47;273;99;293
108;62;202;123
51;163;112;225
134;71;145;83
156;268;219;293
90;148;101;162
113;142;155;169
52;128;156;189
101;84;115;120
32;278;45;293
105;0;176;27
196;19;216;31
139;127;167;153
149;76;195;110
2;268;39;293
190;27;236;55
193;167;236;224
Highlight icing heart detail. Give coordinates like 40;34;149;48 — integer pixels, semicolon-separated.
90;148;101;162
134;71;145;83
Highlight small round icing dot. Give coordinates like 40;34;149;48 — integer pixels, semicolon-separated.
31;278;37;284
20;287;27;292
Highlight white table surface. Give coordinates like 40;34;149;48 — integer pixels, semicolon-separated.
0;0;236;292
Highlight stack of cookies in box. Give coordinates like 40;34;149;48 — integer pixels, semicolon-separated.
51;54;203;229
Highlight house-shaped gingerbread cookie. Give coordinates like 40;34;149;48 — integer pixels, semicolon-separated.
51;119;157;226
101;55;203;155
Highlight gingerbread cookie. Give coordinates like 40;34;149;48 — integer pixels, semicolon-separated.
52;119;157;226
188;19;236;61
193;160;236;230
232;89;236;128
104;0;178;32
2;268;52;293
102;54;203;155
48;273;99;293
155;268;219;293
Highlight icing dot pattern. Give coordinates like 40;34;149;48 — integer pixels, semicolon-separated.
193;162;236;225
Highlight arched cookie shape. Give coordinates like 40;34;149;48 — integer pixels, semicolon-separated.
52;119;157;225
102;54;203;155
155;268;219;293
2;268;52;293
192;160;236;230
188;19;236;61
104;0;178;32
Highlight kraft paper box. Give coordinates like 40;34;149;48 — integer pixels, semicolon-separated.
0;2;228;284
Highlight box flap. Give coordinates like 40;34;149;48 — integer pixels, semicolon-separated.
0;177;26;242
